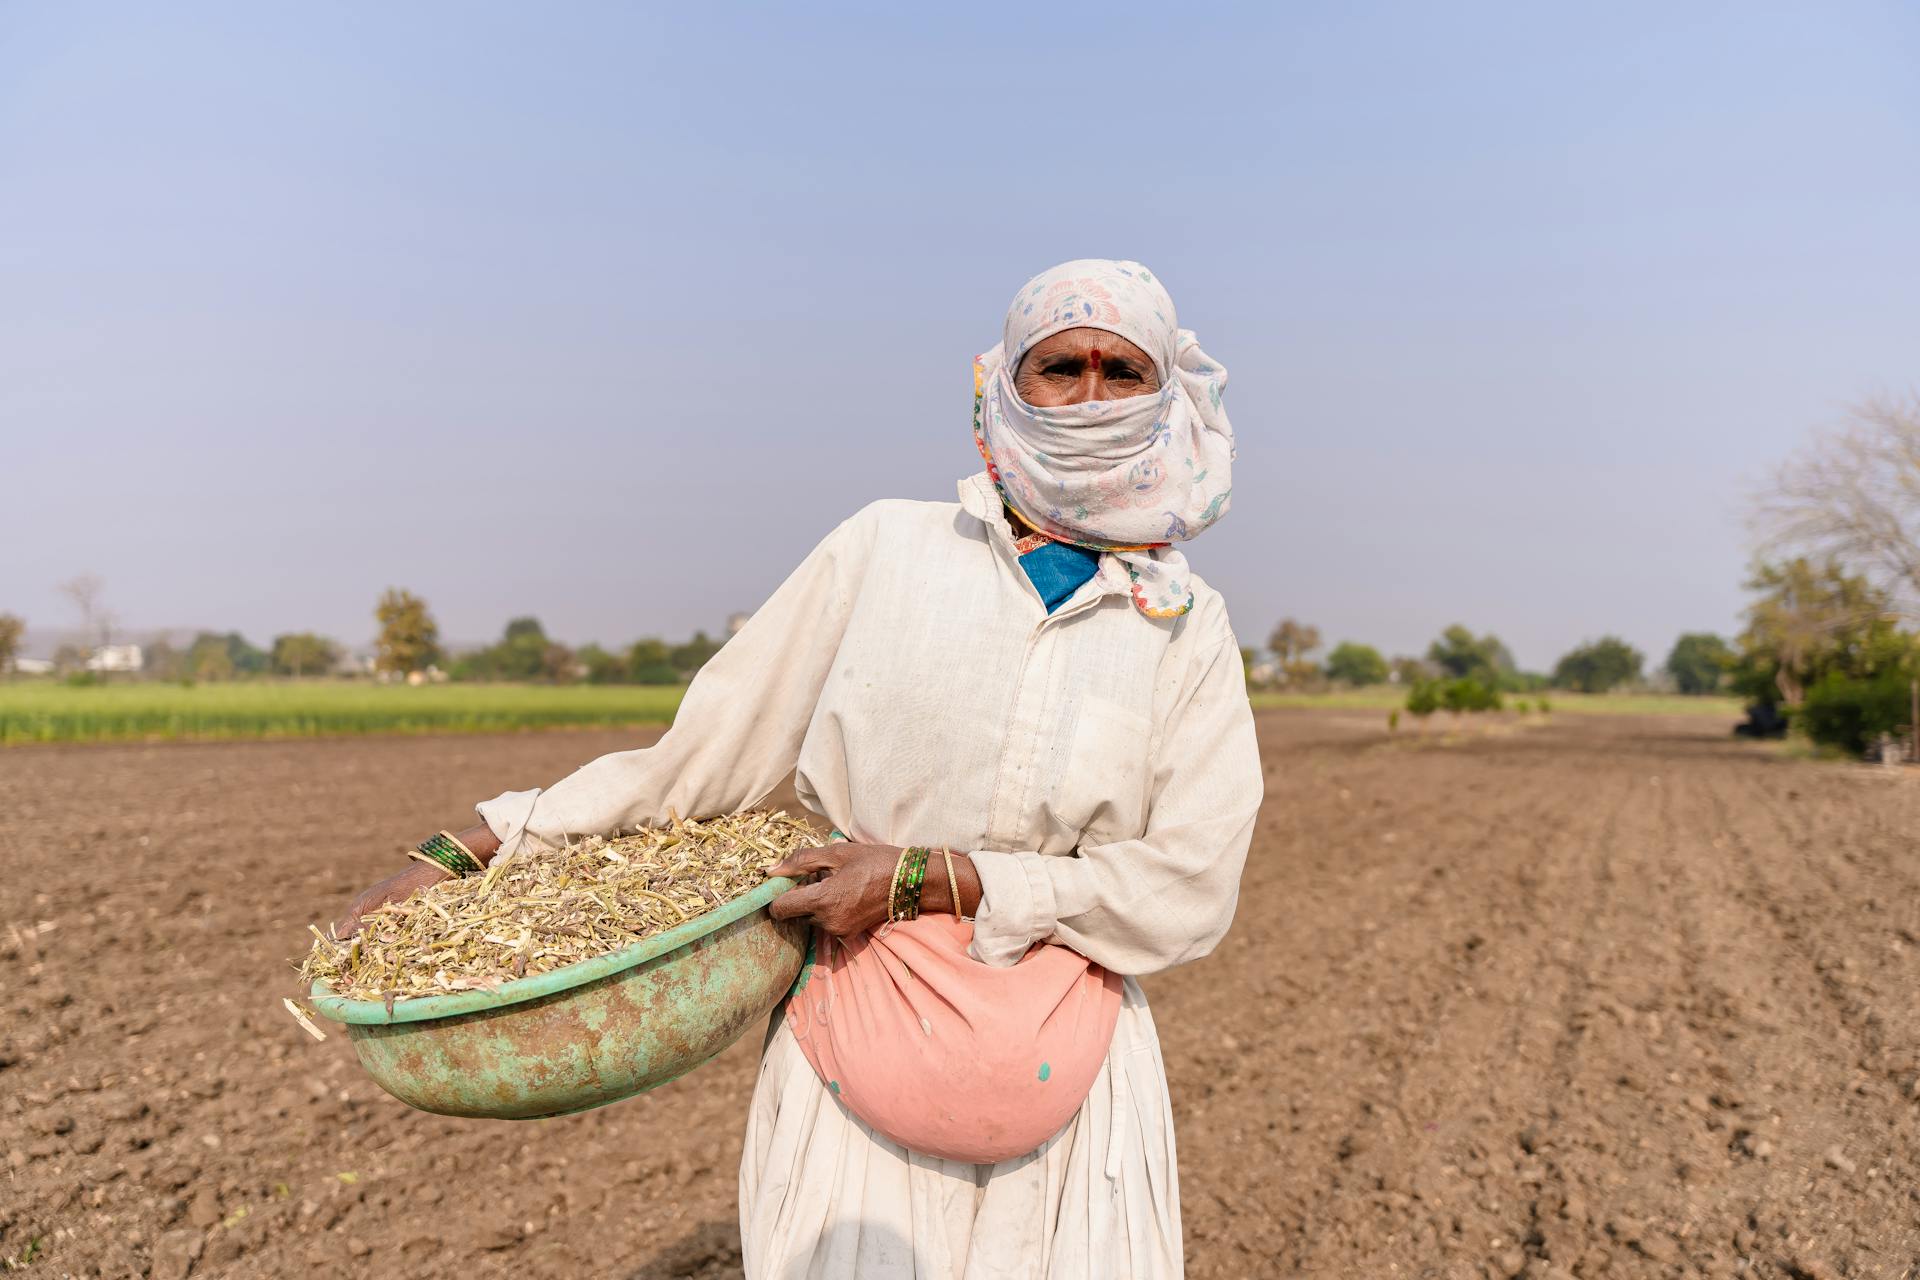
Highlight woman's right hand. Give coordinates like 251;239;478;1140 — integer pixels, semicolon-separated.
334;863;447;938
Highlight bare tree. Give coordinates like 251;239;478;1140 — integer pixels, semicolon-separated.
0;613;23;678
1266;618;1323;687
58;573;114;650
1756;394;1920;618
375;588;442;676
1739;558;1890;706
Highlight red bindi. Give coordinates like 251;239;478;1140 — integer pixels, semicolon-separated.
1088;347;1103;370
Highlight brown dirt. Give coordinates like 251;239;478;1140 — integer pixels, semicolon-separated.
2;711;1917;1278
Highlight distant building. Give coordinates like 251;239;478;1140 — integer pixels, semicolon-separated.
86;644;144;673
11;657;54;676
727;612;751;637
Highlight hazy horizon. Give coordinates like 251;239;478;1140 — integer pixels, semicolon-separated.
5;2;1918;672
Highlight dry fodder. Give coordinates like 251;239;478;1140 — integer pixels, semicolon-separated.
299;810;816;1002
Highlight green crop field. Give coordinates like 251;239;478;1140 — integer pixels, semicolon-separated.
1;679;1746;746
0;681;687;745
1249;687;1745;718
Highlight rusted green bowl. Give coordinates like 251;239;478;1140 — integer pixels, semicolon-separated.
307;878;805;1120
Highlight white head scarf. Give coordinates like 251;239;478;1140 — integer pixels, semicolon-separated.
972;258;1234;617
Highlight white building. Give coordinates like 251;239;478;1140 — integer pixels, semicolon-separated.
85;644;144;673
11;657;54;676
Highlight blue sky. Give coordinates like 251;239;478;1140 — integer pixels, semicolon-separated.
3;2;1917;668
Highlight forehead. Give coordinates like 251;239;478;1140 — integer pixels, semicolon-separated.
1023;327;1154;365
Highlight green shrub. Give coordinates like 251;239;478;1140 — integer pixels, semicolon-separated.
1387;709;1400;732
1441;677;1502;713
1406;681;1441;717
1326;641;1390;687
1799;669;1913;758
1552;637;1643;693
1666;632;1733;695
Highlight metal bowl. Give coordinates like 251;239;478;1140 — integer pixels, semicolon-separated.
307;877;805;1120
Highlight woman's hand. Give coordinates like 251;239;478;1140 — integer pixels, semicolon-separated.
332;824;501;938
767;843;902;936
334;863;447;938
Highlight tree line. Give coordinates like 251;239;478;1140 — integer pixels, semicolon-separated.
1250;557;1907;756
1250;619;1721;697
1244;392;1920;760
370;589;727;685
0;586;728;687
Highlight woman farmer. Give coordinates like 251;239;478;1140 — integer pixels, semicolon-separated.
338;258;1262;1278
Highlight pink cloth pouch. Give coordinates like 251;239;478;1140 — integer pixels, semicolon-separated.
784;913;1123;1164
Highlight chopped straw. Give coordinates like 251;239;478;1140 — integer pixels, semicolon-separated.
299;809;817;1003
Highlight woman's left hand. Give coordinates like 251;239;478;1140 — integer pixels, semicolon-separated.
767;842;902;936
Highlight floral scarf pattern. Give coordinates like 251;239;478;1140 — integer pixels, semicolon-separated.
971;258;1235;617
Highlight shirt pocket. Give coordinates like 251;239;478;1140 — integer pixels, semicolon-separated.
1045;696;1154;844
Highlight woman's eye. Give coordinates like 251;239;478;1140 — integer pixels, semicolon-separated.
1043;362;1078;376
1109;367;1142;381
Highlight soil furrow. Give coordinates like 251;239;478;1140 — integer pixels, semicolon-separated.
5;713;1920;1278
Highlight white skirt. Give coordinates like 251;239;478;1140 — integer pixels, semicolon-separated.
738;978;1183;1280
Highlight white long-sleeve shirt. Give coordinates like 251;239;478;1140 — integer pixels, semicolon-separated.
475;472;1261;978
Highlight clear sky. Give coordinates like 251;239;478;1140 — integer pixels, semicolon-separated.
4;2;1917;669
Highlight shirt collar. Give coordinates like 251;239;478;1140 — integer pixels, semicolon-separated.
956;471;1005;527
957;471;1133;603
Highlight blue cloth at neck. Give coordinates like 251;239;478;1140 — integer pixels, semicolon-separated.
1019;540;1102;613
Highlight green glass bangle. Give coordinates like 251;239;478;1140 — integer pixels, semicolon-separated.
415;831;483;878
895;846;930;921
440;830;485;874
407;846;463;877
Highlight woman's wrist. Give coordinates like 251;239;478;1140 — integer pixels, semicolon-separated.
411;823;503;876
923;849;981;919
455;822;503;866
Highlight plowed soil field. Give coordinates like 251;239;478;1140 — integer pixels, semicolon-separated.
3;710;1917;1278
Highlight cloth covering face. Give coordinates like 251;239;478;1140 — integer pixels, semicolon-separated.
974;258;1235;617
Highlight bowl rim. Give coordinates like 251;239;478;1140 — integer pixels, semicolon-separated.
307;875;798;1026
